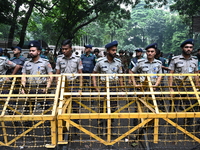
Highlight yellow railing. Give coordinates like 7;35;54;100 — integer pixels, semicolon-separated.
0;74;200;149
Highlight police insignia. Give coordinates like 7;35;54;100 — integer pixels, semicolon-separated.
31;43;34;46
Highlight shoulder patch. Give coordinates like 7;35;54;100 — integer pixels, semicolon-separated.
138;59;145;63
41;58;49;62
0;57;7;61
171;55;179;60
192;56;197;59
97;57;105;62
114;57;121;63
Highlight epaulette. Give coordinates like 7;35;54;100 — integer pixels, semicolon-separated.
156;59;162;64
0;56;7;61
57;54;63;58
138;59;145;63
114;57;121;63
41;58;49;62
96;57;105;62
192;56;198;59
171;55;179;60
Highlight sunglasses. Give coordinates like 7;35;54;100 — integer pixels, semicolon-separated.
184;46;193;49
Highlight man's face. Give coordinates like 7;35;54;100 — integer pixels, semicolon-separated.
136;51;142;57
84;47;91;54
13;48;20;55
29;47;40;58
94;52;99;56
146;48;156;59
107;46;117;58
119;52;123;56
182;44;193;55
62;44;72;57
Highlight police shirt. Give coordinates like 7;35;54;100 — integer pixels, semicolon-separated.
56;53;83;80
0;57;16;81
93;57;123;81
169;55;198;80
22;57;53;84
131;58;162;83
10;56;27;74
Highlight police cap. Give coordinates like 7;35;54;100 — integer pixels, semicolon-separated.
28;40;42;50
145;43;157;50
84;44;93;49
180;39;194;48
14;46;22;52
135;48;143;52
105;41;118;49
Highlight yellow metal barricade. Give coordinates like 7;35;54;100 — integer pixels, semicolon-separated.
1;73;200;149
57;73;200;149
0;75;61;149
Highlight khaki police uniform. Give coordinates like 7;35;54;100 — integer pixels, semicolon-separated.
93;57;123;81
22;57;53;84
131;58;162;83
169;55;198;80
56;53;83;80
0;57;16;81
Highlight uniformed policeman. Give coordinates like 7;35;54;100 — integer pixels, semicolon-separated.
56;39;83;132
9;46;27;75
81;44;96;74
130;43;162;87
93;41;123;134
56;39;83;91
168;39;199;129
0;48;20;81
128;48;143;73
21;40;53;94
169;39;198;83
93;41;123;91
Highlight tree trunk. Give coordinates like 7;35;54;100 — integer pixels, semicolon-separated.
7;0;22;48
18;0;35;47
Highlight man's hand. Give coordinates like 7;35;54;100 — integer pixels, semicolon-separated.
21;89;25;94
169;88;174;97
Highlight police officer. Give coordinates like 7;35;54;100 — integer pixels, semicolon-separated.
9;46;27;75
81;44;96;74
56;39;83;90
0;48;20;81
56;39;83;132
169;39;199;89
168;39;199;130
93;41;123;134
93;41;123;91
21;40;53;94
130;43;162;87
129;48;143;73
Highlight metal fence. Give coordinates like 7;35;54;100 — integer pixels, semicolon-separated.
0;74;200;149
